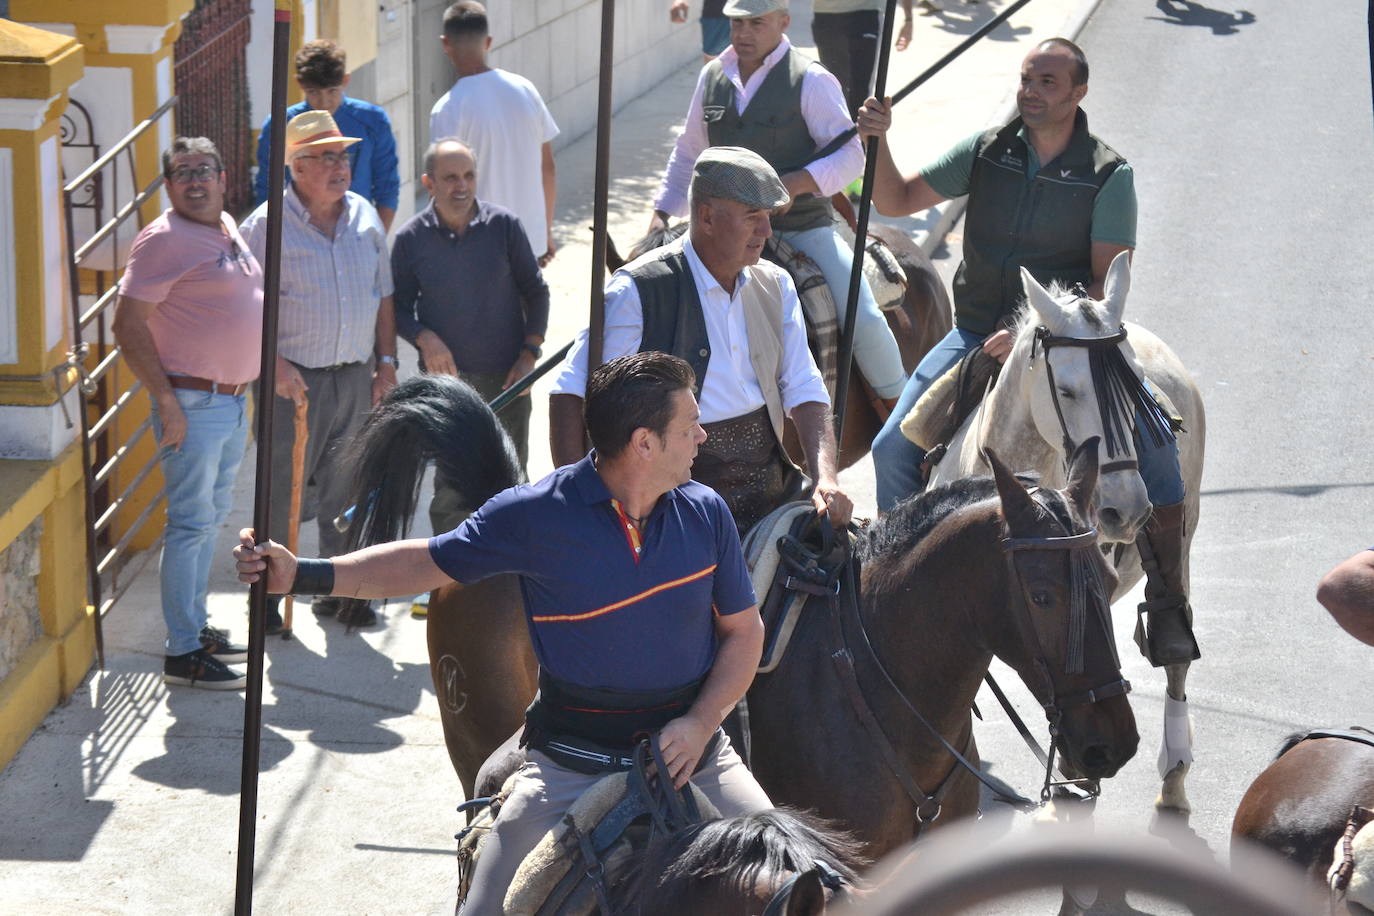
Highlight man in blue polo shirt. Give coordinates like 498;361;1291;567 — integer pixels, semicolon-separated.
234;352;771;910
255;39;401;231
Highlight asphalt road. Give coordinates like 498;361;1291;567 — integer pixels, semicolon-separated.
868;0;1374;910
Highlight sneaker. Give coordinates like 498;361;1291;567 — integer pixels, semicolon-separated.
312;597;341;618
163;649;247;690
200;625;248;663
336;599;377;627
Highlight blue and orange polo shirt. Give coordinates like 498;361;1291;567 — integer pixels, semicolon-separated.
427;452;757;691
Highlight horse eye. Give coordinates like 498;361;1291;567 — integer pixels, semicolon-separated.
1031;591;1052;608
1057;388;1075;400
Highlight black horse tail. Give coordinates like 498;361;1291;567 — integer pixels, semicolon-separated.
341;374;521;550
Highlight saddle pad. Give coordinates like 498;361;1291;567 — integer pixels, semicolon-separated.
742;501;821;675
1332;817;1374;911
834;220;909;313
900;356;962;451
504;771;719;915
767;236;839;397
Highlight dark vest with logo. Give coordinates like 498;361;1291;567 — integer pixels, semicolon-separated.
701;48;833;232
953;109;1126;335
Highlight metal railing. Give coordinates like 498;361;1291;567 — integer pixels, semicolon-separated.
62;95;178;667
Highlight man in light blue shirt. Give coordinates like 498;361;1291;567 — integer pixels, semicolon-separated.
255;39;400;231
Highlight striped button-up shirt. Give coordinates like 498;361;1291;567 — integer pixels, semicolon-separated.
241;188;394;368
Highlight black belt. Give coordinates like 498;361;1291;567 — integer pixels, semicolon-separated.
533;728;725;777
522;671;706;762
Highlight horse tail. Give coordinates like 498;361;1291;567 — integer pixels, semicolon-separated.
342;374;521;550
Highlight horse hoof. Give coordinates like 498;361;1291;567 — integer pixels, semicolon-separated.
1153;764;1192;815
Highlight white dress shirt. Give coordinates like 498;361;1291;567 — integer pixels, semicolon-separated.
652;37;865;218
550;237;830;422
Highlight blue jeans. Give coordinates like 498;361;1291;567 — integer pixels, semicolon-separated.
152;388;249;656
871;327;1187;511
776;225;907;399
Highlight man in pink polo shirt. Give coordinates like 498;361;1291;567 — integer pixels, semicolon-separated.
113;136;264;690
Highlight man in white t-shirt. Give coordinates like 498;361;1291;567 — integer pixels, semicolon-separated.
430;1;560;265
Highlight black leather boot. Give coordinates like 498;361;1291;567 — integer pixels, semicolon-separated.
1133;502;1201;666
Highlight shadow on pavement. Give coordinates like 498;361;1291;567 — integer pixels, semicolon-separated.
1147;0;1256;35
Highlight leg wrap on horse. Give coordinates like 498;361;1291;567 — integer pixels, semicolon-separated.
1133;501;1201;667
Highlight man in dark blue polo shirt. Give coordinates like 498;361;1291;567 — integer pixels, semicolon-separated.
392;139;549;516
234;352;771;910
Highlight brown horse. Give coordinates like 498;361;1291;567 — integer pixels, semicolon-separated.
1232;729;1374;909
605;221;952;470
746;439;1138;858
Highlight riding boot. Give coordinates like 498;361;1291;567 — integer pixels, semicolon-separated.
1133;502;1201;667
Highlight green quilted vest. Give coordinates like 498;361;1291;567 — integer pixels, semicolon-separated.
701;49;833;232
953;110;1125;334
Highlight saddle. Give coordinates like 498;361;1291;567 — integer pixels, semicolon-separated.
1284;726;1374;755
743;503;848;674
458;736;717;916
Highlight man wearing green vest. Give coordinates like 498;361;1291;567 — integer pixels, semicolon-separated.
649;0;908;411
860;38;1199;668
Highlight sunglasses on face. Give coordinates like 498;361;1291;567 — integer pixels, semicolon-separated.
168;165;220;184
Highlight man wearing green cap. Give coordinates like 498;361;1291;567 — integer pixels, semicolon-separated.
553;146;852;535
649;0;908;415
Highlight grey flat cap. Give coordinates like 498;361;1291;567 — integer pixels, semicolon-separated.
723;0;788;17
691;146;790;210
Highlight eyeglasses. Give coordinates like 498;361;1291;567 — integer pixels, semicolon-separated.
167;165;220;184
294;151;351;169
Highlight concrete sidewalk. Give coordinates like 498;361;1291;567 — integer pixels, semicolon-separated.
0;1;1097;911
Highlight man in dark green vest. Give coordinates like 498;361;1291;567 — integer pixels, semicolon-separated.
648;0;908;412
859;38;1199;668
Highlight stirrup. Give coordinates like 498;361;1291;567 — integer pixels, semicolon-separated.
1133;597;1200;667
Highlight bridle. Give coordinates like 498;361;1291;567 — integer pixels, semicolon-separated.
761;859;849;916
1030;320;1174;477
829;484;1131;829
1000;487;1131;801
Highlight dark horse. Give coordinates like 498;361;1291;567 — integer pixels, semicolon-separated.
346;377;1138;859
616;808;865;914
1232;728;1374;908
605;220;952;470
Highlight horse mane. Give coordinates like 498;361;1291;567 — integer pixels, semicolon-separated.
615;808;866;915
1275;730;1313;761
1010;281;1110;347
341;374;521;549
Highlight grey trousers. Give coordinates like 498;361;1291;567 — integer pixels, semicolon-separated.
265;361;372;557
429;369;531;535
461;735;771;914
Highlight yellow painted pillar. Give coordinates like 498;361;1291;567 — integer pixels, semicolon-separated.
0;18;90;773
11;0;193;553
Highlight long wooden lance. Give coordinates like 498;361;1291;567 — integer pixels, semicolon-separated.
235;0;292;911
586;0;616;374
832;0;901;441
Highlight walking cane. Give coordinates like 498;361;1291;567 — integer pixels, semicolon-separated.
280;394;308;640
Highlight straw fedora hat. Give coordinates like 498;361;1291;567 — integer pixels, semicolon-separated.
285;110;361;157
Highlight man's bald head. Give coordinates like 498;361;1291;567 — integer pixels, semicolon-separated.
1031;37;1088;86
423;138;478;176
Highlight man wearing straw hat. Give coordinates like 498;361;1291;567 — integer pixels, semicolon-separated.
241;109;398;632
552;146;852;535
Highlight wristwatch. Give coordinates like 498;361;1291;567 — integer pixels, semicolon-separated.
377;354;398;368
522;343;542;360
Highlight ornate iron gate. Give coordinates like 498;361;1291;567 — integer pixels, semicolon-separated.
174;0;253;215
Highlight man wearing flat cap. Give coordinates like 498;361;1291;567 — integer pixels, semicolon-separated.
552;146;852;534
241;109;398;631
648;0;908;417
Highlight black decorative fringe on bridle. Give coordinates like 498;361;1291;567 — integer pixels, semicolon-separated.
1089;344;1175;458
1067;547;1111;674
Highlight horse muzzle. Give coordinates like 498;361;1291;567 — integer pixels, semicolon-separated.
1057;694;1139;780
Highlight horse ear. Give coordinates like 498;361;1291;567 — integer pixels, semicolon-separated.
986;447;1039;529
1064;435;1101;518
1100;250;1132;327
783;871;826;916
1020;266;1060;327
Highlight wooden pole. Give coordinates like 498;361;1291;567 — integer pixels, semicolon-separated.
281;396;308;638
586;0;615;374
833;0;901;441
235;0;292;910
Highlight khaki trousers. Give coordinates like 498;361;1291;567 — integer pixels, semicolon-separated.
461;735;770;914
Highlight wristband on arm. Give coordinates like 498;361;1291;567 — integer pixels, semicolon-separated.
290;558;335;596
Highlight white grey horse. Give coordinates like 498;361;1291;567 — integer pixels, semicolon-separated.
929;252;1205;813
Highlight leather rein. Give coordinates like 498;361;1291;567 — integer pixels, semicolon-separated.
826;498;1131;832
